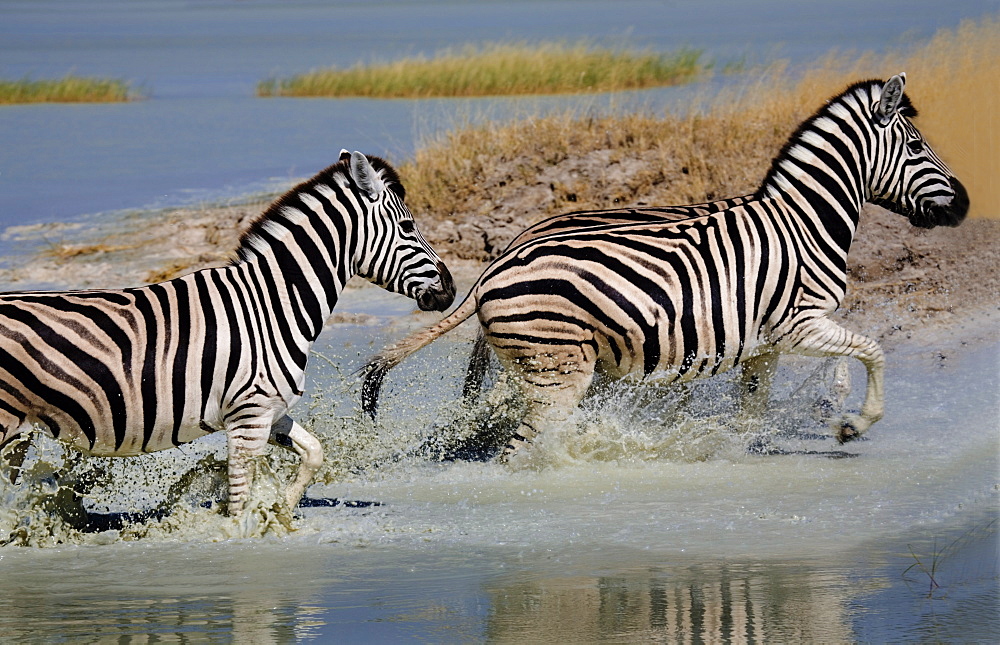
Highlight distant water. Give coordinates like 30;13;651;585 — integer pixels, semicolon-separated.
0;0;995;248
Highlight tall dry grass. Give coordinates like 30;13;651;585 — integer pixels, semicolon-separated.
259;41;703;98
400;18;997;259
713;17;999;220
0;75;136;104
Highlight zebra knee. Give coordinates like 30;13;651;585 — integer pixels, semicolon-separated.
295;431;324;473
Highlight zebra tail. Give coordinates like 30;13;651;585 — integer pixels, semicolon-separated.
359;292;479;419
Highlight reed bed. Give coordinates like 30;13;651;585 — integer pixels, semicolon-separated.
399;16;998;255
0;75;136;104
258;41;704;98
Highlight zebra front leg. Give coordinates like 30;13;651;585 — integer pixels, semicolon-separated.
1;432;31;484
269;415;324;511
782;318;884;443
225;415;273;516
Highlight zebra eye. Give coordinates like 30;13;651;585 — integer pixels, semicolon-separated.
907;140;924;154
399;220;415;234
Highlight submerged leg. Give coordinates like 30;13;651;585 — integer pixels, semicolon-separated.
463;331;493;400
738;351;779;426
0;413;31;484
225;414;273;516
813;357;852;422
1;434;30;484
737;351;779;451
269;415;324;510
781;318;884;443
498;347;597;462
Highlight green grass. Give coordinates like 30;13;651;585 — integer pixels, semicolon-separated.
258;41;704;99
0;75;136;105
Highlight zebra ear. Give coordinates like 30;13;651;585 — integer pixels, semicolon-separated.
877;73;906;126
339;149;351;162
349;151;386;200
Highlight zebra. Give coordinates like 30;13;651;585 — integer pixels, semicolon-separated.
360;74;968;461
463;196;753;398
0;150;456;516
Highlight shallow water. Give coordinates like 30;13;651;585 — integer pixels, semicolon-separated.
0;284;997;641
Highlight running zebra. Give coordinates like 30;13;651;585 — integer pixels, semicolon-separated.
361;74;968;460
0;151;456;515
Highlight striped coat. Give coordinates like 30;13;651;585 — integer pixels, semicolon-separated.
361;75;968;460
0;151;454;514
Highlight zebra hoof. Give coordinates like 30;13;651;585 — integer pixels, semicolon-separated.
836;424;859;444
835;419;862;444
832;413;868;444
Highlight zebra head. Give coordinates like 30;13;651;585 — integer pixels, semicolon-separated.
346;151;456;311
867;74;969;228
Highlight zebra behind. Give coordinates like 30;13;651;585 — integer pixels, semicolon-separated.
361;74;968;460
463;196;752;397
0;151;455;515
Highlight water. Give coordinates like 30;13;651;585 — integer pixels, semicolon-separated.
1;0;994;238
0;284;997;640
1;0;998;640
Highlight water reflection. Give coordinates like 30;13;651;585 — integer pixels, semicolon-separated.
0;546;331;642
485;562;853;643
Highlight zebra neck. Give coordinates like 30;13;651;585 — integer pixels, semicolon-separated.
241;239;350;346
759;152;864;256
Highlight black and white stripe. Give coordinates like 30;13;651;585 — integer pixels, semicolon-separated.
463;195;753;396
361;75;968;459
0;151;455;514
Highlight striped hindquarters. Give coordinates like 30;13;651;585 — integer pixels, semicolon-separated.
476;208;795;382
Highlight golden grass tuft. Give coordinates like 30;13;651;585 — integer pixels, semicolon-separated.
258;41;704;98
399;16;998;252
0;75;137;104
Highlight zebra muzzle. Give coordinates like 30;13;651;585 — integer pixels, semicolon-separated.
415;261;456;312
913;177;970;229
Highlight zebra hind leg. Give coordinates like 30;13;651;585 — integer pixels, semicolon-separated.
269;415;324;511
462;331;493;400
499;349;596;463
737;352;779;452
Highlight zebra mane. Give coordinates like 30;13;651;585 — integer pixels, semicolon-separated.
755;78;918;199
233;154;405;264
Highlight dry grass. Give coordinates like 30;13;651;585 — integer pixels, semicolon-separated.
40;242;135;261
398;18;998;261
0;75;136;104
258;41;703;98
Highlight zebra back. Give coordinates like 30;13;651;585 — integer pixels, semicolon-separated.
502;196;752;252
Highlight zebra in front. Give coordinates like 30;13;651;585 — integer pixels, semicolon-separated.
0;151;455;515
361;74;968;460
